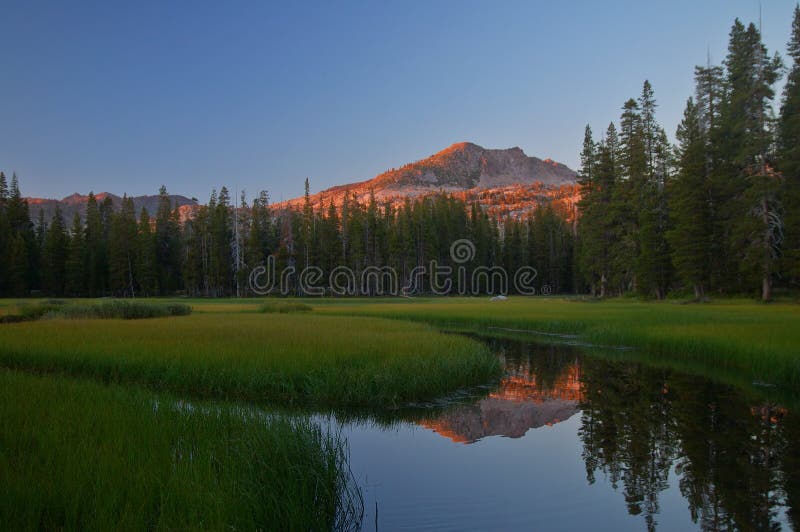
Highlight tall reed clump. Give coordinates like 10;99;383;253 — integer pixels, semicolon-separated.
48;300;193;319
0;370;363;531
0;300;192;322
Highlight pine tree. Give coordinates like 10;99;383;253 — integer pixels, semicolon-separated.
85;192;106;296
245;190;274;290
6;173;26;233
631;82;673;299
210;186;233;296
614;98;646;293
320;197;342;279
7;233;28;296
639;81;660;168
301;178;314;272
639;129;674;299
577;125;596;188
779;5;800;291
137;208;158;296
233;190;249;297
694;63;727;292
573;126;596;293
694;63;726;160
35;210;46;249
578;124;619;297
65;213;87;296
6;173;37;292
109;196;139;296
0;172;8;295
41;206;68;295
181;204;206;296
155;186;182;294
0;172;8;203
668;99;712;298
719;19;783;299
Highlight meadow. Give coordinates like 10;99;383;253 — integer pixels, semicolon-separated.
0;306;499;409
313;297;800;390
3;295;798;395
2;295;799;529
0;369;361;531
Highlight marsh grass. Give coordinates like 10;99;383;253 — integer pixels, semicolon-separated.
0;300;192;323
318;297;800;388
0;370;362;531
47;300;192;319
259;300;313;313
0;313;500;409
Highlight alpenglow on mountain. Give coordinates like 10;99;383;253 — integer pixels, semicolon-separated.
285;142;576;209
281;142;577;209
26;142;578;222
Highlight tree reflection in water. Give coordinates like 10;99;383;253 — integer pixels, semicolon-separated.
578;352;794;531
427;337;799;531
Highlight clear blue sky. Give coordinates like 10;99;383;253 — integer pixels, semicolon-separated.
1;0;796;202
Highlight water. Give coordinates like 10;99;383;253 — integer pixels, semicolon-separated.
324;337;799;531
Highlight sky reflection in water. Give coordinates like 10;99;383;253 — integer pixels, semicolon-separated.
329;338;797;531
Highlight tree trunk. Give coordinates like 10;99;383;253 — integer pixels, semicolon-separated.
128;254;135;298
762;195;772;302
693;283;704;301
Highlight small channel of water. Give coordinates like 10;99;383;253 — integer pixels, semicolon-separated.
322;336;799;531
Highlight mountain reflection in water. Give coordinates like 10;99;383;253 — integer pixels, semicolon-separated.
406;338;800;531
420;346;583;443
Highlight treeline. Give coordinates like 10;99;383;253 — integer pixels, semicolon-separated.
6;9;800;300
0;175;576;297
576;8;800;300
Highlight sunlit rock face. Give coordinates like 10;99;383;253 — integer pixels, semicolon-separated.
420;361;584;444
276;142;578;219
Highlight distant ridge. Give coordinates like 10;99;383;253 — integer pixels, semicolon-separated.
27;193;197;224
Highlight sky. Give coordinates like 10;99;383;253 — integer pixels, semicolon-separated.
1;0;797;202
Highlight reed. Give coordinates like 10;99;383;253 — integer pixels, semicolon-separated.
0;369;362;531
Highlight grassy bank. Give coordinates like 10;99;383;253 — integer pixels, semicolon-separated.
313;297;800;388
0;312;499;409
0;370;361;531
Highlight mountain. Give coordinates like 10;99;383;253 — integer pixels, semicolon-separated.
419;397;580;444
277;142;578;218
27;193;197;224
26;143;578;224
419;361;583;444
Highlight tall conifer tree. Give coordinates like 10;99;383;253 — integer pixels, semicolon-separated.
669;99;712;298
779;5;800;290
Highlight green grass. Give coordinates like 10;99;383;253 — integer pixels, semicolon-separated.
311;297;800;389
6;296;796;393
259;300;313;313
0;369;362;531
0;312;499;409
0;300;192;322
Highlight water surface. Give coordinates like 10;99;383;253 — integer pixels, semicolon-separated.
326;337;800;531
